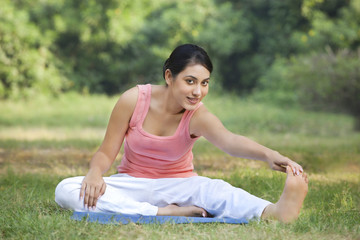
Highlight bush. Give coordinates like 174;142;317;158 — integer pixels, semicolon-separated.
257;48;360;130
253;58;300;108
0;1;70;99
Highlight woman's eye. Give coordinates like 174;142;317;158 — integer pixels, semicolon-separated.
202;81;209;86
186;79;194;84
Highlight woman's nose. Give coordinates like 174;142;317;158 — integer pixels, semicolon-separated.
192;85;201;96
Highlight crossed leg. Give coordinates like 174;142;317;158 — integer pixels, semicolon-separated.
157;204;208;217
55;167;308;222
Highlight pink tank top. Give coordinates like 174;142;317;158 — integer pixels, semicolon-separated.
116;84;202;179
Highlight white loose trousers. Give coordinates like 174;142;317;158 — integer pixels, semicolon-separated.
55;174;271;221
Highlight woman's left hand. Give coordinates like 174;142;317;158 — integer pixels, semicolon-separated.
267;151;304;175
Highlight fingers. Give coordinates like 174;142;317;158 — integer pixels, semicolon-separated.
99;182;106;198
285;165;292;174
79;182;86;201
282;158;303;176
272;164;287;173
290;163;304;176
80;181;91;209
273;162;304;176
83;185;96;210
83;184;90;209
88;186;96;209
82;182;107;210
92;182;107;209
270;152;304;175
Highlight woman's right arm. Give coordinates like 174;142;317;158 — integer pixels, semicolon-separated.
80;87;138;209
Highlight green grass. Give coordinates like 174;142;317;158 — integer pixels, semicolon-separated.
0;92;114;128
0;92;359;239
1;169;358;239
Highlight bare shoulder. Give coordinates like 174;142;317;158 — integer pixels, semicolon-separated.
192;104;220;122
108;86;139;123
192;104;211;119
190;104;224;137
114;86;138;111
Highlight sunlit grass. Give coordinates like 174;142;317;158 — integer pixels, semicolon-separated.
0;91;355;135
0;92;359;239
0;169;359;240
0;92;115;128
203;92;355;136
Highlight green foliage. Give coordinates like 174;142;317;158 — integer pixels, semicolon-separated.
252;57;300;107
257;0;360;122
1;0;359;103
293;0;360;52
254;0;360;129
133;0;252;89
288;48;360;115
216;0;308;92
0;0;69;99
256;48;360;129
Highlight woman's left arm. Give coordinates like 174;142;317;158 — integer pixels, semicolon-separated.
190;105;303;175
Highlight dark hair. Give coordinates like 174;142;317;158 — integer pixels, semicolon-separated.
163;44;213;80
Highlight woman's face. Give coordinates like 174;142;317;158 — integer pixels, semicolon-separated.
166;64;210;111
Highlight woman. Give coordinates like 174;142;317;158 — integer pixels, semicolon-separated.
55;44;308;223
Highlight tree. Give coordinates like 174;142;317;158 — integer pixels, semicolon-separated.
215;0;308;93
0;0;68;99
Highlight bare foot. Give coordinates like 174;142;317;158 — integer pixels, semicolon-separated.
262;166;308;223
157;204;208;217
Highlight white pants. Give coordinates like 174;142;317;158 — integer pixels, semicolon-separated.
55;174;271;220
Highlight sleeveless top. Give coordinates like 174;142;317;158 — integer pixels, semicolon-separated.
116;84;202;179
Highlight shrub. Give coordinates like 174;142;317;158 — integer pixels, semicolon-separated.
0;1;69;99
258;48;360;130
290;48;360;128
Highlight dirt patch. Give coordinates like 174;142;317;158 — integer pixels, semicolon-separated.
0;147;267;177
0;148;121;176
193;155;268;177
0;127;105;141
1;147;358;180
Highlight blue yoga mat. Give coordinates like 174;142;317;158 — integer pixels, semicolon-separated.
72;211;248;225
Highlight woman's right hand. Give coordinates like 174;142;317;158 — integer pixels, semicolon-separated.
78;87;137;210
80;167;107;210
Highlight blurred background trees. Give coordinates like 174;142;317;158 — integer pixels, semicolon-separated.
1;0;359;127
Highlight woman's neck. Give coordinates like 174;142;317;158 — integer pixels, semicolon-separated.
155;85;185;115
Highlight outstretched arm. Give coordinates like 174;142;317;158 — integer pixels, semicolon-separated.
80;87;138;209
190;105;303;175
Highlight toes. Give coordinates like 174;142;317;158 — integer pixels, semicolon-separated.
303;172;309;184
286;166;298;177
201;208;208;217
286;166;293;175
201;210;207;217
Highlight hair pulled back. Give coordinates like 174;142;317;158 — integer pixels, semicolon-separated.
163;44;213;80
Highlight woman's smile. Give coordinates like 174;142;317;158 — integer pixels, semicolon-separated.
187;97;200;105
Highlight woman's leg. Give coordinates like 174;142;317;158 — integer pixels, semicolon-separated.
149;168;308;222
55;176;158;215
55;175;206;216
149;176;271;220
157;204;207;217
261;166;308;223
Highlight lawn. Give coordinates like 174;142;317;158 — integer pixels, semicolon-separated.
0;92;359;239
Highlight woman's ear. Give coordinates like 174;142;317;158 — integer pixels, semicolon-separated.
165;69;172;86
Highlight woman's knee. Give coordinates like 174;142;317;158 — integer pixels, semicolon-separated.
55;177;83;210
